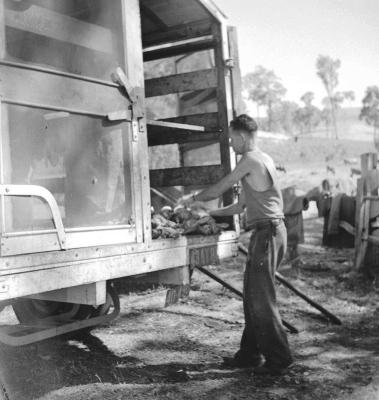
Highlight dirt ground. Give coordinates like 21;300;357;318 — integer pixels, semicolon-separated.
1;214;379;400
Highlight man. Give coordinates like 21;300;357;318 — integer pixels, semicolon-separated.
180;114;293;375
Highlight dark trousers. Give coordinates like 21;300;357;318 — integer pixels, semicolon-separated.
240;219;293;368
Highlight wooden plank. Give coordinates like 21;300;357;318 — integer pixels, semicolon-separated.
123;0;151;245
150;165;225;187
212;23;234;206
148;119;205;132
161;112;219;130
142;19;212;48
0;64;125;115
147;118;217;146
0;246;188;301
143;37;215;62
227;26;243;117
147;127;219;146
145;68;217;98
5;5;114;54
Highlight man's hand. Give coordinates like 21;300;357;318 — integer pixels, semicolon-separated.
177;193;196;208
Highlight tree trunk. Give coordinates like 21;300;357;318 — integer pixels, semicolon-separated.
331;106;338;139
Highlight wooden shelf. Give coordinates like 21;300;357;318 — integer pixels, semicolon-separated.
147;119;220;146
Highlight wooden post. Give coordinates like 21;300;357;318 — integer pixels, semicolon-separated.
212;22;234;207
123;0;151;245
355;153;378;269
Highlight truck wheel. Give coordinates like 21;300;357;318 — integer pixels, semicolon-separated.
12;300;87;324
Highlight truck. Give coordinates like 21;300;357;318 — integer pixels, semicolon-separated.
0;0;243;345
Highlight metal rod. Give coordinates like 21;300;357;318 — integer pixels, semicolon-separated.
2;98;106;118
238;243;342;326
0;60;118;88
195;265;299;334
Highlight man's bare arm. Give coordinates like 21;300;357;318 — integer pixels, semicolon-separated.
194;157;251;202
210;191;246;217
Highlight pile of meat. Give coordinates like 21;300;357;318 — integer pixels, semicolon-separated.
151;204;228;239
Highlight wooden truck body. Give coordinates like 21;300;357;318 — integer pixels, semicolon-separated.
0;0;242;345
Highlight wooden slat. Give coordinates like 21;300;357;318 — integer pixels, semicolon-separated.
147;119;220;146
212;23;233;206
145;68;217;98
142;19;212;48
143;38;215;62
150;165;225;187
148;127;219;146
5;5;114;54
148;119;205;132
0;64;125;115
161;112;219;130
227;26;243;117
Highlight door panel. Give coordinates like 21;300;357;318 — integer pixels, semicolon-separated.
0;0;143;255
3;0;125;80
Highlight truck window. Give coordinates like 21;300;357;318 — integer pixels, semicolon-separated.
3;104;133;232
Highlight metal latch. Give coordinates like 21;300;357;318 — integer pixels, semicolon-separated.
109;68;145;142
225;58;235;68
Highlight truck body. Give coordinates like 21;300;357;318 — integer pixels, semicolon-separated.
0;0;243;345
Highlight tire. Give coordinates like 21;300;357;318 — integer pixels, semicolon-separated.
12;300;86;324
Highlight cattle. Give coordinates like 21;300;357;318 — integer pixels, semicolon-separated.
326;165;336;175
276;164;287;174
344;158;358;166
350;167;361;178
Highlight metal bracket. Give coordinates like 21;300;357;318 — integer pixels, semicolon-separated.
0;185;67;250
225;58;235;68
110;68;145;142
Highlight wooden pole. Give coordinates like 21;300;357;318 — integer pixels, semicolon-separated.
238;244;342;325
195;265;299;334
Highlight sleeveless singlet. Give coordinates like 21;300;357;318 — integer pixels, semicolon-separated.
241;150;284;227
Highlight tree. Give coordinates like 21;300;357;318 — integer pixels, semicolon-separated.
360;86;379;147
270;100;300;135
243;66;287;132
316;55;355;139
298;91;321;134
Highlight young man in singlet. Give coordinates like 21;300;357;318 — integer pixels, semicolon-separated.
179;114;293;375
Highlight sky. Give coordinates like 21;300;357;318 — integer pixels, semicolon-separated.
215;0;379;108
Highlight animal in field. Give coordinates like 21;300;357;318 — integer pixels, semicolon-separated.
276;164;287;174
343;158;358;166
325;154;334;163
326;165;336;175
350;167;361;178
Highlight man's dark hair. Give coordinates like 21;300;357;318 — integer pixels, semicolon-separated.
230;114;258;135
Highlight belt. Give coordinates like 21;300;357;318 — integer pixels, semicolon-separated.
246;218;284;233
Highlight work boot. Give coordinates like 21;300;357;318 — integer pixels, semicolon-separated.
223;351;264;369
